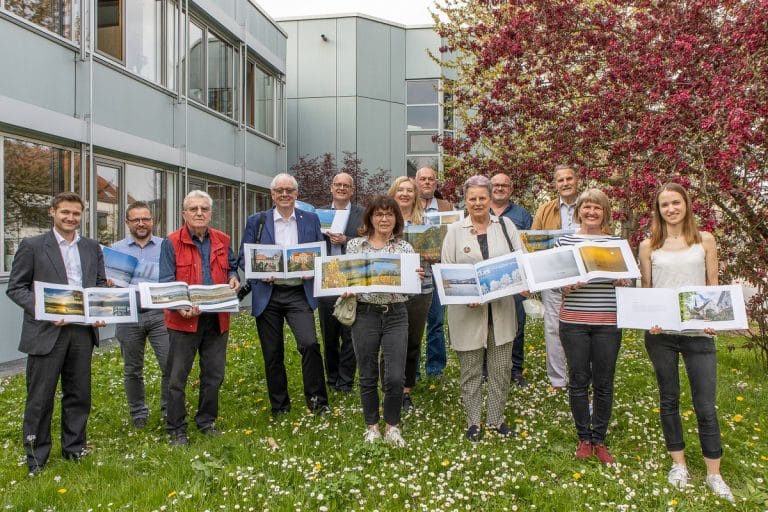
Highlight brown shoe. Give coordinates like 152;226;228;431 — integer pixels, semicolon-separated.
593;443;615;464
575;440;593;459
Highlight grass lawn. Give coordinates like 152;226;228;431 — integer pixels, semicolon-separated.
0;314;766;511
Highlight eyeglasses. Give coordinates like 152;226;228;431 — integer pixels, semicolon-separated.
333;183;353;189
127;217;152;224
273;187;297;195
185;206;211;213
373;211;396;218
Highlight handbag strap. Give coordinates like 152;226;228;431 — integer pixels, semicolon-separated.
498;217;515;252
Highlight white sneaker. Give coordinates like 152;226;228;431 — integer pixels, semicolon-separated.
363;428;382;443
705;474;735;503
383;426;406;447
667;463;689;489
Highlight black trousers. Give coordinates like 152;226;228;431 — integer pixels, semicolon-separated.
255;286;328;412
318;296;356;391
166;314;227;434
24;324;93;469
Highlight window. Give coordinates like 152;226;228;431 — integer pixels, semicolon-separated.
97;0;123;60
2;136;80;271
405;80;453;177
95;162;121;245
125;0;162;82
186;178;241;250
246;60;282;138
125;164;174;237
207;31;234;117
187;20;204;103
246;188;270;215
5;0;79;40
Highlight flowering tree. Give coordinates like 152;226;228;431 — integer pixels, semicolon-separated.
290;152;390;209
435;0;768;363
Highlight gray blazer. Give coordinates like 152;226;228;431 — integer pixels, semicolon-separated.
6;230;106;355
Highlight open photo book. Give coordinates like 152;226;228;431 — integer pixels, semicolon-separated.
520;239;640;292
616;285;748;331
34;281;138;324
102;246;160;287
243;242;326;279
138;282;240;312
433;251;527;305
314;253;422;297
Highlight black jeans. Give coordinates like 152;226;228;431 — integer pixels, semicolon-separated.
255;285;328;413
352;302;408;426
511;294;526;374
318;296;357;391
166;314;227;434
404;292;432;388
559;322;622;444
644;332;722;458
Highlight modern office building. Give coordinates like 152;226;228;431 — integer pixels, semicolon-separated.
279;14;454;179
0;0;288;363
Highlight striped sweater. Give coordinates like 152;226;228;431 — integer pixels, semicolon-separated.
556;233;622;326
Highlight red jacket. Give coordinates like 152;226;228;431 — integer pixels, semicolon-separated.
164;225;232;333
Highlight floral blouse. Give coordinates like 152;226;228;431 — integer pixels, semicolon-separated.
345;236;416;304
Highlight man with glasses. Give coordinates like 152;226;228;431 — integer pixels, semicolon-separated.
415;166;452;378
240;173;329;416
318;172;364;392
490;173;533;387
160;190;240;446
111;201;170;429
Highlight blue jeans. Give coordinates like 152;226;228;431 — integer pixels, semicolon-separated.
425;277;447;376
511;294;526;374
352;302;408;426
644;332;722;459
559;322;622;444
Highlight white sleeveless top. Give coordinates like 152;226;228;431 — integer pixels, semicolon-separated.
651;243;706;288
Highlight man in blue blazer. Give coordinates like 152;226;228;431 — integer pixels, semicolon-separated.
240;173;329;415
6;192;107;475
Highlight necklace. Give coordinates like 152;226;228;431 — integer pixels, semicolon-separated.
470;218;490;235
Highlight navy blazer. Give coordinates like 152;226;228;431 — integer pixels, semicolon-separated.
240;208;324;317
6;230;106;355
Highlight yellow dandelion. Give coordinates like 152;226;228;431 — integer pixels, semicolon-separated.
168;491;177;498
429;384;437;390
754;427;761;432
520;431;529;438
238;378;245;383
244;429;253;435
733;414;743;423
572;472;581;480
314;463;323;471
57;488;67;494
736;395;744;401
669;498;678;506
515;418;524;424
652;407;660;414
441;459;450;467
760;455;768;461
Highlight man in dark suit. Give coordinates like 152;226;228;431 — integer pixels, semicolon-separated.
318;172;364;392
6;192;107;475
240;173;329;415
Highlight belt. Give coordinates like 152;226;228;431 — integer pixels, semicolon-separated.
357;302;405;314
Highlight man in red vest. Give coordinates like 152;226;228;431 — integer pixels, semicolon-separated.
159;190;240;446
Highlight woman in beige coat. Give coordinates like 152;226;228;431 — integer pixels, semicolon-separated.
441;175;524;441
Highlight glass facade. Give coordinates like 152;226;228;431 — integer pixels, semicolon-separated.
5;0;78;40
406;79;441;177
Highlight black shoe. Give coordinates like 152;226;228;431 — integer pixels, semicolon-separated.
271;408;291;417
489;422;514;437
333;386;353;394
133;417;148;429
309;396;330;415
169;431;189;446
402;393;414;413
63;448;90;461
200;425;223;437
28;464;44;476
313;405;331;416
465;425;483;442
511;372;529;388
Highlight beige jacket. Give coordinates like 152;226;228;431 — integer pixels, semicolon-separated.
531;198;562;230
440;215;522;351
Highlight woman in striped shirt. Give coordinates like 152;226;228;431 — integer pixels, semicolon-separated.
557;188;628;465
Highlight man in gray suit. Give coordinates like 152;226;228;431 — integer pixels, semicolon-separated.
7;192;107;475
318;172;364;392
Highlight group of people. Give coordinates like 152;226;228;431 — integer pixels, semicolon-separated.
5;166;734;502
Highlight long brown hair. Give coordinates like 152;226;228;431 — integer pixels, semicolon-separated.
388;176;423;224
649;182;702;250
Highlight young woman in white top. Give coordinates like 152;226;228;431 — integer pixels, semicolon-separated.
638;182;733;502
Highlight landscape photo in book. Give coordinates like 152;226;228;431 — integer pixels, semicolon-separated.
526;249;581;283
148;283;190;305
519;230;572;252
286;245;323;272
316;209;336;232
679;289;735;322
86;289;134;318
440;268;480;297
188;286;237;306
250;246;284;273
477;257;525;295
403;224;447;262
579;245;629;273
320;255;403;289
43;287;85;315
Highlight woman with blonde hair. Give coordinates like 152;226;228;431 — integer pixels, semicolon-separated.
638;182;733;501
387;176;430;411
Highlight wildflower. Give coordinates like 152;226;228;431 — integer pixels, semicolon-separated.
733;414;743;423
57;488;67;494
441;459;450;467
168;491;177;498
573;472;582;480
736;396;744;401
314;463;323;471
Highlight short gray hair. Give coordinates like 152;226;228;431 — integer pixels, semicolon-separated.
462;175;492;196
553;164;576;179
183;189;213;210
271;173;299;192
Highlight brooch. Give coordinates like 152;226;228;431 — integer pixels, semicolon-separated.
463;246;471;253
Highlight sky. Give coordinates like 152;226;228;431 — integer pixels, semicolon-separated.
254;0;438;26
